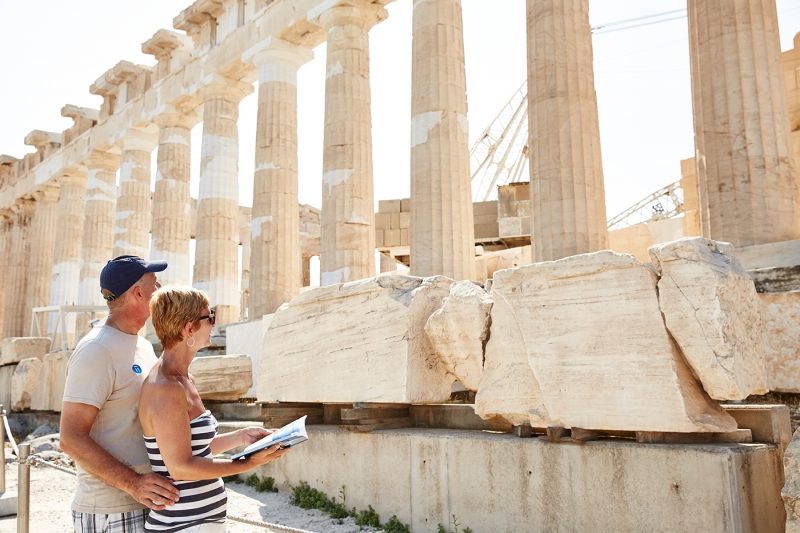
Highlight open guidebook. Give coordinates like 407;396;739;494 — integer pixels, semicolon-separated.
230;415;309;460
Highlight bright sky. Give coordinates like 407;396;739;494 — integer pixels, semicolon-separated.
1;0;799;220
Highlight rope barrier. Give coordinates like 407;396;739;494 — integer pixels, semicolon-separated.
2;409;18;457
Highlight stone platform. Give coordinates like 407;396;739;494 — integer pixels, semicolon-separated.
256;426;784;533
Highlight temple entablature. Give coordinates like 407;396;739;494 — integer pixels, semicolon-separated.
90;61;152;119
142;29;193;81
23;130;62;160
60;105;99;144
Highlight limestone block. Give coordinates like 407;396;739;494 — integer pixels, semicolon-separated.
31;351;69;411
225;315;273;398
11;357;42;411
424;281;492;391
784;427;800;531
189;354;252;401
0;364;14;409
0;337;51;365
759;291;800;392
259;275;455;404
477;251;737;432
649;237;768;400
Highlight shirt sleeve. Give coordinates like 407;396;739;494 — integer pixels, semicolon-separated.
62;341;115;409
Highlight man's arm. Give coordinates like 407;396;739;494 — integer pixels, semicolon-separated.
60;401;179;509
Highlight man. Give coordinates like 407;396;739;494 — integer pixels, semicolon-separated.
61;255;180;533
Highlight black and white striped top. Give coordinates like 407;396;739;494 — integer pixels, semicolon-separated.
143;410;227;532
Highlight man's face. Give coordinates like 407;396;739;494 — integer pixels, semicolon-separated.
140;273;161;302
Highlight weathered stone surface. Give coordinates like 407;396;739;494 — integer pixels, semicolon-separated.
0;337;51;365
478;251;736;432
759;291;800;392
189;354;252;401
11;357;42;411
31;351;69;411
258;275;455;404
225;314;273;398
0;363;14;410
424;281;491;391
649;237;767;400
784;427;800;531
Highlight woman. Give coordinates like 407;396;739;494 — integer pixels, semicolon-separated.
139;286;287;532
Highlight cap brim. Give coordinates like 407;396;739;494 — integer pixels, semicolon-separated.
143;260;168;273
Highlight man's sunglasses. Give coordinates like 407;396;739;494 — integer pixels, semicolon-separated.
198;308;216;326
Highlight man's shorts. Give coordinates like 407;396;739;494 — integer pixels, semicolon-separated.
71;509;147;533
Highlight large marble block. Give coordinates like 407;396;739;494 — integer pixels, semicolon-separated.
0;337;51;365
11;357;42;411
31;351;69;411
258;275;455;404
189;354;252;401
477;251;736;432
225;315;273;398
0;364;14;410
424;281;492;391
649;237;767;400
784;428;800;532
759;291;800;392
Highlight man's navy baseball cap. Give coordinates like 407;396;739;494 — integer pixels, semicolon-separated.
100;255;168;302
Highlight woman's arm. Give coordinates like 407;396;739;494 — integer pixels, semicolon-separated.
210;427;272;455
144;383;286;480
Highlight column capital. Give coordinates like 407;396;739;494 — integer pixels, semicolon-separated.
198;76;253;103
55;166;89;186
314;1;388;31
32;185;60;203
248;39;314;69
85;150;121;171
121;124;159;152
155;108;201;130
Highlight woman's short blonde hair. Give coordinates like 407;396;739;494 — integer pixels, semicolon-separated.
149;286;210;349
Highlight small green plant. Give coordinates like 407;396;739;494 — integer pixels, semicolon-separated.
436;516;473;533
438;525;448;533
222;474;241;484
354;505;380;527
243;473;277;493
290;482;350;519
383;515;411;533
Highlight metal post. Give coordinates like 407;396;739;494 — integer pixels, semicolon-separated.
17;443;29;533
0;404;5;493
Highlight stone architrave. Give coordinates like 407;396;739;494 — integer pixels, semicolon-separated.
410;0;474;280
688;0;800;246
482;252;737;432
0;337;51;366
31;351;68;411
258;275;454;404
759;291;800;392
318;3;384;285
4;199;34;338
249;41;313;316
526;0;608;262
24;186;59;335
114;126;157;258
649;237;768;400
193;80;252;325
424;280;491;391
189;354;252;401
79;151;120;311
10;357;42;412
49;170;88;344
152;112;196;287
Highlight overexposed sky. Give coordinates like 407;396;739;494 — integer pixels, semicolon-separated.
1;0;799;219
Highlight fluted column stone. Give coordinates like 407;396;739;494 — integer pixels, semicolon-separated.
0;212;11;335
526;0;609;262
4;199;34;337
318;3;384;285
410;0;474;280
193;80;251;325
49;170;88;345
25;186;60;335
114;126;157;258
152;112;196;287
250;42;313;316
689;0;800;246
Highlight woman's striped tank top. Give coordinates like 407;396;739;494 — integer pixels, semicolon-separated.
143;410;227;532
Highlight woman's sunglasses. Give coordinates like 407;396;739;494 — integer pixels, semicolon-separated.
198;308;216;326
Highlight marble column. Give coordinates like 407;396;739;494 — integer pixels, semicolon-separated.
250;42;313;316
410;0;474;280
152;112;196;287
526;0;609;262
688;0;800;246
0;212;11;336
194;80;251;325
25;186;60;336
319;3;384;285
49;170;88;346
113;126;157;258
3;199;34;338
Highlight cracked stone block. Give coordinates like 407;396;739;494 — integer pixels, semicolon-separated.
649;237;767;400
11;357;42;411
784;428;800;532
758;291;800;392
31;351;69;411
190;354;253;401
425;280;492;391
258;275;455;404
0;337;51;365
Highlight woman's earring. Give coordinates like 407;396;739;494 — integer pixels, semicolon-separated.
186;335;196;348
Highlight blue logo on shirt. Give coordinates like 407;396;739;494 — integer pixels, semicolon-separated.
132;364;143;375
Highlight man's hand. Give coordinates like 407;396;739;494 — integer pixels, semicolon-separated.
238;427;273;447
129;473;180;510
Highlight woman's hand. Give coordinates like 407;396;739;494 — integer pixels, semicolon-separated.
246;444;289;467
237;427;274;447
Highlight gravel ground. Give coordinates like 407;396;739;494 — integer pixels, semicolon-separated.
0;442;386;533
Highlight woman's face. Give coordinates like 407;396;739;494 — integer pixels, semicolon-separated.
194;307;215;350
